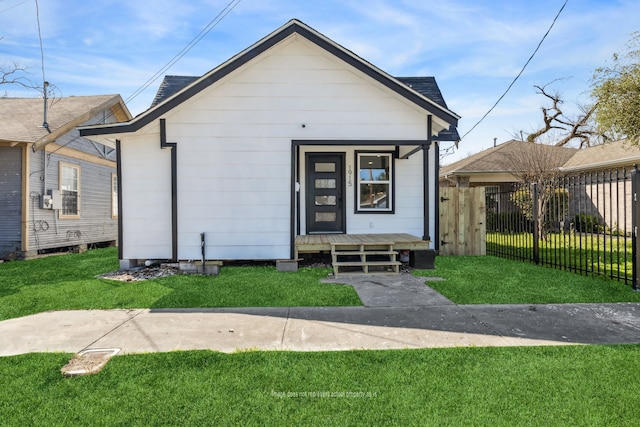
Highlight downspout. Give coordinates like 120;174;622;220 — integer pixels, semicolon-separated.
296;145;301;237
115;139;123;260
434;139;440;252
289;142;297;259
159;119;178;262
21;145;30;253
201;232;206;274
423;115;433;242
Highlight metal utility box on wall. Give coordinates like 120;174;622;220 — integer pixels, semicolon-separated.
41;189;61;210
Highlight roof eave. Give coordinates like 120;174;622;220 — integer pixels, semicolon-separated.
560;157;640;172
36;95;131;150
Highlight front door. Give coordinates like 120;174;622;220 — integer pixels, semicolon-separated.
306;153;345;234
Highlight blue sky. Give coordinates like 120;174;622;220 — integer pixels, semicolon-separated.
1;0;638;163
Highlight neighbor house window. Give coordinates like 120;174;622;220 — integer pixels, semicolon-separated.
111;173;118;218
60;162;80;218
356;152;393;213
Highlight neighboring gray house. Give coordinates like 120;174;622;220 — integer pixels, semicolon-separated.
0;95;131;259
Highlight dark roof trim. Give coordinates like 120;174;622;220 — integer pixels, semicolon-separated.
81;20;458;137
292;139;430;146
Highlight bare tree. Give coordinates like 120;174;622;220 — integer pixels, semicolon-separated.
523;81;601;148
1;59;60;105
499;142;574;239
1;36;45;94
1;61;35;88
500;142;570;184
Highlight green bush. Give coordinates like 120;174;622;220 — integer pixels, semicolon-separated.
572;213;601;233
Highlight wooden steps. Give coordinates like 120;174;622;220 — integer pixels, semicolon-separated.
331;242;401;275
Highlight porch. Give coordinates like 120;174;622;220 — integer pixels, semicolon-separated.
294;233;432;275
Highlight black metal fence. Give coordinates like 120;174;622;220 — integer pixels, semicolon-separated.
486;167;639;289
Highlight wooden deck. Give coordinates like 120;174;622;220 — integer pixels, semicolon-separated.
295;233;430;257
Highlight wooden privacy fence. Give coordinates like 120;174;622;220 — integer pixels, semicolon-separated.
439;186;486;256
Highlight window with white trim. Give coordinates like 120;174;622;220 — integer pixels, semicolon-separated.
356;152;393;212
60;162;80;218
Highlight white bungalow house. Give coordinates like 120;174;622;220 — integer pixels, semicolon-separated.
81;19;460;272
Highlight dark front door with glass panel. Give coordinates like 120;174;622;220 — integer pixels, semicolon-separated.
306;153;345;234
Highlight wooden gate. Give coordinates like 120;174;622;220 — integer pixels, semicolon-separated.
439;187;486;256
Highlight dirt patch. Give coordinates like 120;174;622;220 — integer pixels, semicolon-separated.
98;267;178;282
61;348;121;377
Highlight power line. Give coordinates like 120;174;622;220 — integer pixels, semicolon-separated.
34;0;46;84
123;0;242;106
49;0;242;156
458;0;569;142
0;0;29;14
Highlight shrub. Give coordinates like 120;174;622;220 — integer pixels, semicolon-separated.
572;214;601;233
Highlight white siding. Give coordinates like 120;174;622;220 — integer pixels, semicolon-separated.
120;132;173;260
122;33;441;260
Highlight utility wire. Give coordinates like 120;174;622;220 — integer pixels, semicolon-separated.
0;0;30;14
49;0;241;156
458;0;569;142
123;0;242;106
34;0;46;85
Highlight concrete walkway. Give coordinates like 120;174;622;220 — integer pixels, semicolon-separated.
2;273;640;356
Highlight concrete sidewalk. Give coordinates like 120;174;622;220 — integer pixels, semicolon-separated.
2;303;640;357
2;272;640;357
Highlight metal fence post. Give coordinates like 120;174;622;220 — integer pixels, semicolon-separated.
532;182;540;264
632;165;639;290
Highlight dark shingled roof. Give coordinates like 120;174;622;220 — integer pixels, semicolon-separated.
150;75;459;141
395;77;449;109
396;77;459;142
150;75;199;108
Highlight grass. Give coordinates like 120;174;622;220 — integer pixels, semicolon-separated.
3;250;640;425
3;247;640;320
415;255;640;305
487;232;634;283
2;345;640;426
0;247;361;321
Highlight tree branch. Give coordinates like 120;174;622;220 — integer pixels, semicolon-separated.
1;61;38;90
526;81;602;146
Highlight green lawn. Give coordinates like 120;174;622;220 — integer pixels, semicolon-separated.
3;247;640;321
415;255;640;305
0;247;361;321
2;345;640;426
487;231;633;283
3;250;640;425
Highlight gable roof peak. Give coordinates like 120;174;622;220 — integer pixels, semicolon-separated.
82;19;459;138
0;94;130;147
